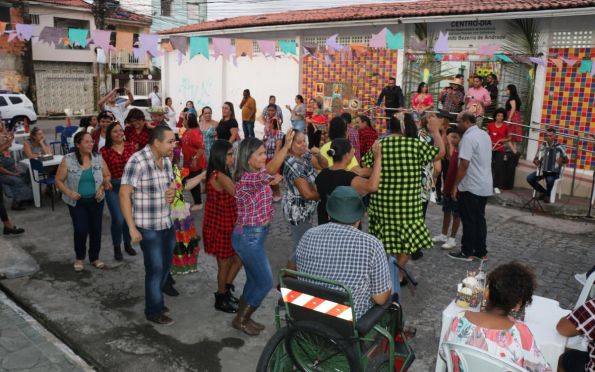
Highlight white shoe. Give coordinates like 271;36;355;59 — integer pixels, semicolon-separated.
432;234;448;243
575;272;587;285
441;238;457;250
494;187;501;194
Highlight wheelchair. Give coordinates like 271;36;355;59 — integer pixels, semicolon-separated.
256;269;415;371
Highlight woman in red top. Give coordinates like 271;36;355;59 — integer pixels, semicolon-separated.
123;109;150;151
486;108;510;193
411;82;434;122
355;115;378;157
181;114;206;211
203;140;241;314
100;122;137;261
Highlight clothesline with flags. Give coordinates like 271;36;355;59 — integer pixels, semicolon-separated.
1;21;594;75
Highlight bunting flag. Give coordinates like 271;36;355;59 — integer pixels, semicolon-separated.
0;22;7;34
278;40;297;56
68;28;88;48
369;28;387;48
409;36;427;51
189;36;209;60
386;30;404;50
435;53;443;61
235;39;253;58
579;59;592;74
132;48;146;62
477;43;500;56
116;31;133;53
434;31;449;54
90;29;112;51
325;34;344;52
15;23;37;41
350;44;368;55
7;31;18;42
140;33;160;57
511;55;533;65
212;37;232;60
257;40;276;58
170;35;188;55
550;58;564;70
561;57;578;66
302;42;318;56
592;60;595;76
177;50;184;66
529;56;546;67
39;27;67;46
495;53;513;62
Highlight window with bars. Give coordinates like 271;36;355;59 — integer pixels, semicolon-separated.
30;14;39;25
551;31;593;48
302;35;371;47
161;0;172;17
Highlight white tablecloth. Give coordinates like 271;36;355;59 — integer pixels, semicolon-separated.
436;295;570;371
20;155;63;208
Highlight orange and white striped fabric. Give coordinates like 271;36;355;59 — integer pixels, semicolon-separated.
280;287;353;322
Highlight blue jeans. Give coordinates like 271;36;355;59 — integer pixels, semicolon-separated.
291;120;306;132
138;226;176;317
232;225;272;307
387;255;401;296
242;120;255;138
104;179;130;246
526;171;558;197
68;198;104;262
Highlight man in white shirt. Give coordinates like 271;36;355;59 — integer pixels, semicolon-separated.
98;87;133;127
449;112;493;262
148;85;162;107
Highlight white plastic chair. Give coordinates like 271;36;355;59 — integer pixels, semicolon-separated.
575;271;595;309
549;165;565;203
441;342;525;372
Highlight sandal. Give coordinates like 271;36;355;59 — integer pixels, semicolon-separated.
91;260;106;269
74;261;84;272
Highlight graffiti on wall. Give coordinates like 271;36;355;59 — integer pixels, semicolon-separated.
177;78;215;110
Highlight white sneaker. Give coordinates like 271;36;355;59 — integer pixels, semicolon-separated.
441;238;457;250
575;272;587;285
494;187;501;194
432;234;448;243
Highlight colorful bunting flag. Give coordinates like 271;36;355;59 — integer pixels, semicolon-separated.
212;38;232;60
579;59;592;74
15;24;37;41
561;57;577;66
90;30;112;52
435;53;443;61
369;28;387;48
0;22;7;34
68;28;88;48
386;31;404;50
170;35;188;55
116;31;133;53
39;27;66;46
434;31;449;54
495;54;513;62
529;56;546;67
302;43;318;56
350;44;368;55
550;58;564;70
257;40;276;58
235;39;253;58
189;36;209;60
409;36;427;51
140;33;160;57
325;34;344;52
278;40;297;56
477;43;500;56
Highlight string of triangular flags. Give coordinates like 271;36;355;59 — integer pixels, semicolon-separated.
1;21;594;75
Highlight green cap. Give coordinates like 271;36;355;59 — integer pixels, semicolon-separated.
326;186;365;224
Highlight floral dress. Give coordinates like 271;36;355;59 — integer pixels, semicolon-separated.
443;312;552;372
171;166;200;274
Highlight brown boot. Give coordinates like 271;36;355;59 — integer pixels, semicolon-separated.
245;305;265;331
231;298;261;336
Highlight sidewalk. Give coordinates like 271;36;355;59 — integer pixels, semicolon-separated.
0;291;94;372
491;188;594;219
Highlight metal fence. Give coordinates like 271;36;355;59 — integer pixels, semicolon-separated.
132;80;161;97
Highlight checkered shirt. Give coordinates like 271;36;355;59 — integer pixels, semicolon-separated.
567;298;595;371
359;126;379;158
439;89;465;113
295;223;391;320
235;170;274;226
362;136;438;254
121;146;174;230
100;142;136;179
347;126;361;162
124;126;150;152
282;153;318;225
264;130;284;160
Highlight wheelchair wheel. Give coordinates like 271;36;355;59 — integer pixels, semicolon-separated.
285;321;358;372
256;327;294;372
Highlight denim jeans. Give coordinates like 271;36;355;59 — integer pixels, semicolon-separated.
104;179;130;246
458;191;488;258
289;221;311;263
232;225;272;307
242;120;255;138
526;171;558;197
138;226;176;317
67;197;104;262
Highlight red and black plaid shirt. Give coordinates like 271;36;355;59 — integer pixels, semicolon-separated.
124;125;150;151
100;142;137;179
359;126;378;158
567;298;595;371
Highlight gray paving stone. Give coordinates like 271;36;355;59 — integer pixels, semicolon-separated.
1;344;42;370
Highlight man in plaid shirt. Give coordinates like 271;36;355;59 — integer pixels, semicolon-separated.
120;125;177;325
296;186;392;320
557;298;595;372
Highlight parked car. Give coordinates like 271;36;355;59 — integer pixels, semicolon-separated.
116;95;151;121
0;92;37;131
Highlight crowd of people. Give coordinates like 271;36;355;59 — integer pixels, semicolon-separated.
0;75;589;372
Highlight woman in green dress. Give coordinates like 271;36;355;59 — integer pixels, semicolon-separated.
362;113;444;283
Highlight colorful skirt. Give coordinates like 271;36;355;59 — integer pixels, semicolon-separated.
171;202;200;274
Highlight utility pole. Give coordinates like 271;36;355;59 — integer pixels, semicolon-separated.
15;0;35;110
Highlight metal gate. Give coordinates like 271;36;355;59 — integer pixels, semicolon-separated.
132;80;161;97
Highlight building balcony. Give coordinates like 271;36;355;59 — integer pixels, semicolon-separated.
109;51;149;70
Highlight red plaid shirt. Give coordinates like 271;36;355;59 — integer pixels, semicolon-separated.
100;142;137;179
124;125;150;151
347;126;361;162
358;126;378;158
235;170;273;226
567;298;595;371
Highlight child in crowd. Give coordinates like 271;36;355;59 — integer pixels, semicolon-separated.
263;104;285;202
433;127;461;249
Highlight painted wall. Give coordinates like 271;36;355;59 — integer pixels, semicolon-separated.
150;0;207;33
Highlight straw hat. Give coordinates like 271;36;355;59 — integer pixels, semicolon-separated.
147;106;168;114
449;77;464;87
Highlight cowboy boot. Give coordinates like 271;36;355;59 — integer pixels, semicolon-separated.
231;298;260;336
